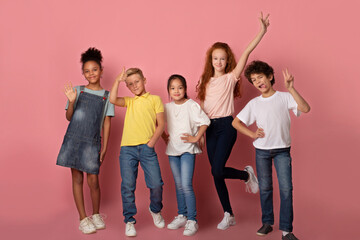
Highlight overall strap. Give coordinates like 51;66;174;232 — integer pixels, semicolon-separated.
103;90;109;99
80;85;85;92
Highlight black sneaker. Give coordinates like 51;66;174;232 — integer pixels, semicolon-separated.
282;233;299;240
256;224;273;236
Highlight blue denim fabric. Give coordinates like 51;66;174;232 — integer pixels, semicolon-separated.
57;89;108;174
255;147;293;232
169;153;197;221
119;144;164;223
206;116;248;215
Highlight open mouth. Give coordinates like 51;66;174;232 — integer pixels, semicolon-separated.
258;84;266;89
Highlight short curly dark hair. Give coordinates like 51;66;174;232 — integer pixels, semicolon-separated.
244;60;275;85
80;47;103;69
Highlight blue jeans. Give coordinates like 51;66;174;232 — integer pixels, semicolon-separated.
169;153;197;221
255;147;293;232
119;144;164;223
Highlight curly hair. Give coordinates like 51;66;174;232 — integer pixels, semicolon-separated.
244;60;275;85
80;47;103;69
196;42;242;101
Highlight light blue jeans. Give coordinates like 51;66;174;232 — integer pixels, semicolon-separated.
255;147;293;232
119;144;164;223
168;153;197;221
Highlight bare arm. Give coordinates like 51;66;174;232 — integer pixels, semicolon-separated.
232;117;264;139
147;112;165;148
100;116;111;164
64;82;77;121
283;69;311;113
109;67;127;107
233;12;270;79
180;125;208;143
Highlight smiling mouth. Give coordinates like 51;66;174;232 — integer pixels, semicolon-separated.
258;84;266;89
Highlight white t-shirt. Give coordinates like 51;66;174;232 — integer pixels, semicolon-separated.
165;99;210;156
236;91;300;150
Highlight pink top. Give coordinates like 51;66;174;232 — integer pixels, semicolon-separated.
203;72;239;119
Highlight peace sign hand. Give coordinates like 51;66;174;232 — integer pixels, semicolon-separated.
283;68;295;90
259;12;270;33
115;67;127;83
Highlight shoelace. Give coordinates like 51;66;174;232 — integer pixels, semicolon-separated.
154;213;162;223
93;213;107;221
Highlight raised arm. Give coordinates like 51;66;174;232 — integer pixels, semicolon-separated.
233;12;270;79
232;117;265;139
109;67;127;107
64;82;77;121
147;112;165;148
283;69;311;113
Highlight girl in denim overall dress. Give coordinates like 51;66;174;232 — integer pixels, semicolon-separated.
57;48;114;234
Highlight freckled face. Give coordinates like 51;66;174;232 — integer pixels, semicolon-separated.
125;74;146;96
212;48;228;73
83;61;102;84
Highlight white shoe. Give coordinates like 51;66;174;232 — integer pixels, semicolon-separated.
244;165;259;194
149;208;165;228
217;212;236;230
79;217;96;234
125;221;137;237
167;214;187;229
91;214;106;229
183;220;198;236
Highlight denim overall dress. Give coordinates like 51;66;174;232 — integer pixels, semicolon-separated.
56;86;109;175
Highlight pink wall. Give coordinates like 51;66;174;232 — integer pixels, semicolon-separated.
1;0;359;239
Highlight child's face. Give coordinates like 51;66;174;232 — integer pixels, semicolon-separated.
169;78;186;103
83;61;102;84
250;73;274;94
212;48;227;73
126;74;146;96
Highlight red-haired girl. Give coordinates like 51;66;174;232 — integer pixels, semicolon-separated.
196;13;269;230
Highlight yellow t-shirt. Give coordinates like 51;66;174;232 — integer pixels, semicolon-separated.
121;92;164;146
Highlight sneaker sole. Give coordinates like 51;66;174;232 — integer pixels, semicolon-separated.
80;229;96;234
95;226;106;230
256;229;273;236
217;222;236;230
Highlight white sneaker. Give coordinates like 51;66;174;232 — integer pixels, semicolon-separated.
149;208;165;228
91;214;106;229
244;165;259;194
167;214;187;229
79;217;96;234
217;212;236;230
125;221;136;237
183;220;198;236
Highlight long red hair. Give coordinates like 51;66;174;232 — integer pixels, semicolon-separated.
196;42;242;101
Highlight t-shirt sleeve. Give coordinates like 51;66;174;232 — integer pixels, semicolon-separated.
123;96;131;107
105;92;115;117
229;71;240;83
154;96;164;113
236;100;256;126
285;92;301;117
65;86;80;110
190;101;210;127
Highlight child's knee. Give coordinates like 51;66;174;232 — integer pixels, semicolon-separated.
87;175;99;189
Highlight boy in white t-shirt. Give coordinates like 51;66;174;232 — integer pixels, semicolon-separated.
232;61;310;240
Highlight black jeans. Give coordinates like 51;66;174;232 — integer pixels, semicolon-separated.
206;116;248;215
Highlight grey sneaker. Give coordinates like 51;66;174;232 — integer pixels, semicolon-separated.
282;233;299;240
256;224;273;236
183;220;198;236
79;217;96;234
91;214;106;230
149;208;165;228
217;212;236;230
125;221;136;237
167;214;187;229
245;166;259;193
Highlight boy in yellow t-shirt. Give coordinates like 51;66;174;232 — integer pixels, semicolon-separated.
110;67;165;237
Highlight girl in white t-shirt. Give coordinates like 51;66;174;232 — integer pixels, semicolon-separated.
195;13;270;230
162;74;210;236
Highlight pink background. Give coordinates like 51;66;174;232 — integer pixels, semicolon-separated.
1;0;359;239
